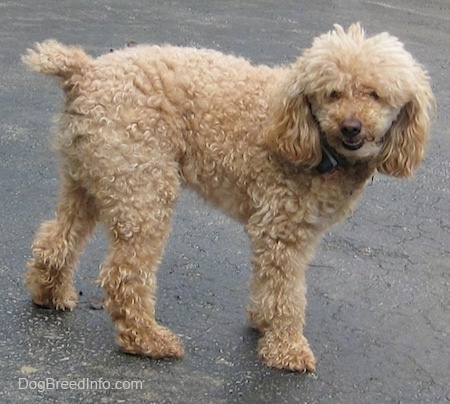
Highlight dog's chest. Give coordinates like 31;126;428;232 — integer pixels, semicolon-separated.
306;170;371;224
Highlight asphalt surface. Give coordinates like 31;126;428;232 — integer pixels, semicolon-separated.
1;1;449;403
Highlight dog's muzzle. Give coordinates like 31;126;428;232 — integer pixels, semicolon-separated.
341;118;364;151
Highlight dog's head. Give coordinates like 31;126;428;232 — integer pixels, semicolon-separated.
265;23;435;177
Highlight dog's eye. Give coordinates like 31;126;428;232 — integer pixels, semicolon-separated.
329;91;341;100
369;91;380;100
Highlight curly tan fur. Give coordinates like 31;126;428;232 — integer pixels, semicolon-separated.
22;24;434;372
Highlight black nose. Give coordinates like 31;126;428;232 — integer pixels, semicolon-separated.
341;118;362;138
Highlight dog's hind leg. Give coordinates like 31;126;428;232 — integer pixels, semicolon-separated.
25;175;99;310
97;159;184;359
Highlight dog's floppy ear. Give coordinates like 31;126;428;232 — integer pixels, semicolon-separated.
265;66;321;167
377;71;435;178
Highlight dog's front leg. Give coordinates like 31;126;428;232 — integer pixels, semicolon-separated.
246;222;317;372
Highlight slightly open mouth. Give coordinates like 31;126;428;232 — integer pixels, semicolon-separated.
342;140;364;151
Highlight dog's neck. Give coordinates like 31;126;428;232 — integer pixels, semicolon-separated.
271;147;374;181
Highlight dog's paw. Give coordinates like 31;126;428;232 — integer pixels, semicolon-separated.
51;292;78;311
26;275;78;311
257;332;316;372
30;292;78;311
118;325;184;359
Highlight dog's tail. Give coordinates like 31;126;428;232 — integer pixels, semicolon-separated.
22;40;92;79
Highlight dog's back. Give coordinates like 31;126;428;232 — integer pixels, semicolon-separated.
23;41;281;221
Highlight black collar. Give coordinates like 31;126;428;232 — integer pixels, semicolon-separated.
315;144;349;174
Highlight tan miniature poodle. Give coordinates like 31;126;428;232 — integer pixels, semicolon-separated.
22;24;434;372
